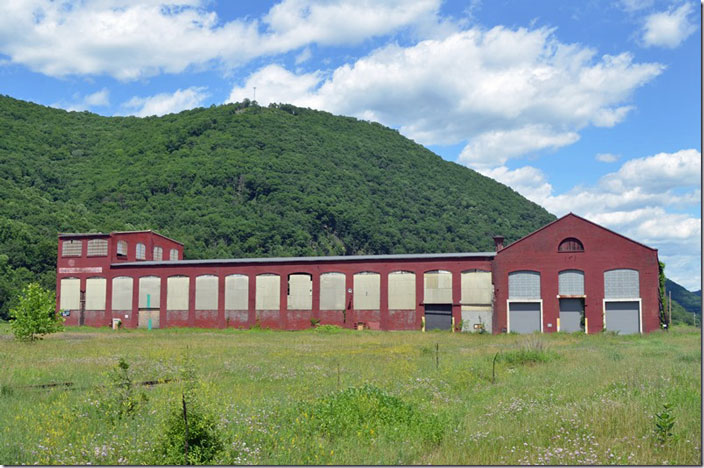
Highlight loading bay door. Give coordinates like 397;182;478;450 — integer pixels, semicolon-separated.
559;298;583;332
508;302;541;333
424;304;452;330
605;301;640;335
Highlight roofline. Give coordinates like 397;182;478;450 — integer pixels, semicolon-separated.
110;230;184;246
497;212;658;254
112;251;496;268
58;232;110;238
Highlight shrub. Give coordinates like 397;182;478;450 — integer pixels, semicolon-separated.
9;283;62;342
99;358;148;422
312;324;348;334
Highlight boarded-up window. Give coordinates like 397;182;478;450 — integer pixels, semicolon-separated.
256;274;280;310
424;270;453;304
153;246;163;261
461;270;492;305
85;277;106;310
558;238;584;252
59;278;80;310
559;270;584;296
225;274;248;310
388;271;415;309
320;272;345;310
62;240;82;257
167;276;189;310
87;239;108;257
354;272;380;310
117;240;128;256
508;271;540;299
170;249;179;261
112;276;133;310
138;276;161;309
136;243;146;260
195;275;218;310
604;269;639;298
288;273;312;310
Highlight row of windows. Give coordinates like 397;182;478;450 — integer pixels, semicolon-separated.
59;270;493;312
508;269;640;300
62;239;178;260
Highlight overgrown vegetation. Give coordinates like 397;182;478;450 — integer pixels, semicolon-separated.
0;325;700;465
0;95;557;319
8;283;62;341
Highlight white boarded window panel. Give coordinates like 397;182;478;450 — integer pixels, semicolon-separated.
167;276;189;310
138;276;161;308
195;275;218;310
461;271;492;305
354;272;380;310
508;271;540;299
288;274;312;310
604;269;639;298
225;275;248;310
256;274;280;310
170;249;179;261
85;277;106;310
559;270;585;296
136;243;146;260
424;270;453;304
59;278;80;310
153;246;163;261
62;240;82;257
388;271;415;310
112;276;133;310
320;272;345;310
87;239;108;257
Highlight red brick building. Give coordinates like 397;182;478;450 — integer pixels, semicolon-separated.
56;214;662;334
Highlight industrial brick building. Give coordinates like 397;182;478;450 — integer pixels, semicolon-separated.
55;213;662;334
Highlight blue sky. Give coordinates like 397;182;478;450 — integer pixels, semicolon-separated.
0;0;700;290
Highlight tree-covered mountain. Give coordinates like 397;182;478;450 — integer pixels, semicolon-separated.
664;278;701;326
0;96;558;318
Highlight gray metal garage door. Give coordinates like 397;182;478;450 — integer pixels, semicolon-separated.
509;302;541;333
605;301;640;334
425;304;452;330
559;298;583;332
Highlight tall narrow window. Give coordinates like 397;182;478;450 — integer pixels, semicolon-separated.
86;239;108;257
153;246;163;261
117;240;128;257
61;240;82;257
170;248;179;261
136;243;146;260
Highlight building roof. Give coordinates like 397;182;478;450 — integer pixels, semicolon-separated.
497;212;658;254
58;230;183;245
112;251;496;268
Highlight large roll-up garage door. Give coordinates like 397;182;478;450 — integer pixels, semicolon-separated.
509;302;541;333
605;301;640;335
424;304;452;330
559;298;583;332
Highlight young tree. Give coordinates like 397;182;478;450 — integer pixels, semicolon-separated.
9;283;63;342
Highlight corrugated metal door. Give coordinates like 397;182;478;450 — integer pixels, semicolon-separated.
605;301;640;334
509;302;541;333
559;298;582;332
424;304;452;330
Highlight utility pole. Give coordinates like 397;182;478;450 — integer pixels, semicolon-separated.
253;87;256;102
668;291;672;329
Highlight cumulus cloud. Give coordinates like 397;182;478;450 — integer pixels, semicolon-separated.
0;0;441;80
482;149;702;289
228;26;662;166
84;88;110;107
596;153;619;163
122;87;208;117
641;3;697;48
51;88;110;111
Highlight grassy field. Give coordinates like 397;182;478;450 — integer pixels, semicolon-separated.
0;323;700;465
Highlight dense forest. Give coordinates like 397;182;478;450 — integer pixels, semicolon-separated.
665;279;702;326
0;96;557;318
0;95;698;324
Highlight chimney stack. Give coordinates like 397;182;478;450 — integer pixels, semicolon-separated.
493;235;505;252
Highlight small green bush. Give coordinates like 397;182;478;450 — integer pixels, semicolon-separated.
9;283;62;342
312;324;348;334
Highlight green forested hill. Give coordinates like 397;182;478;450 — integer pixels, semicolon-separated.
0;95;557;318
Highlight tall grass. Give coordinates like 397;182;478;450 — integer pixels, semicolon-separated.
0;323;700;465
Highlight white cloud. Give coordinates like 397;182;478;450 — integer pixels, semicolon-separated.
228;26;662;166
0;0;442;80
596;153;620;163
641;3;697;48
228;65;321;106
481;150;702;289
51;87;110;111
122;87;208;117
84;88;110;107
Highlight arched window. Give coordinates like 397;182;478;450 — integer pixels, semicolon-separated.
388;271;415;310
320;272;345;310
558;238;584;252
508;271;541;299
153;246;163;261
288;273;312;310
424;270;452;304
170;248;179;261
117;240;128;257
136;243;146;260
